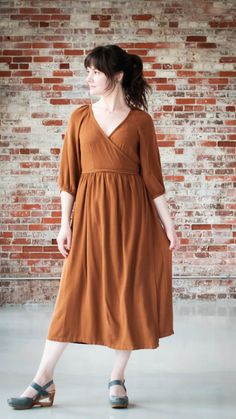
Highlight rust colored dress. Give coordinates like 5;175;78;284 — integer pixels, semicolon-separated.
46;103;174;350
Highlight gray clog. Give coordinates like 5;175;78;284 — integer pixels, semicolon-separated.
108;379;129;408
7;380;55;410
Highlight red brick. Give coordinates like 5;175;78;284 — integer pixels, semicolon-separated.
3;50;22;55
186;36;207;42
192;225;212;230
31;112;49;118
197;43;217;48
208;78;228;84
12;127;31;133
19;8;40;14
42;217;61;223
166;176;184;181
43;246;58;251
22;77;42;83
31;42;50;48
132;15;153;20
209;21;230;28
219;71;236;77
224;120;236;125
28;225;49;231
158;141;175;147
30;15;51;21
41;120;63;126
52;70;73;77
60;63;70;69
34;56;53;62
200;141;217;147
50;99;70;105
188;78;206;84
196;99;216;104
64;49;83;55
22;246;43;252
156;85;176;90
218;141;235;146
13;57;32;62
91;14;111;21
0;57;11;63
44;78;64;83
53;43;72;48
40;22;49;27
176;99;195;104
219;57;236;63
22;204;41;210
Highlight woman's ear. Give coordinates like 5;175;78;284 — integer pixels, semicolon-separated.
116;71;124;83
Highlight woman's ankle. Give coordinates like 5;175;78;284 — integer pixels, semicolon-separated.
110;376;125;381
33;372;54;385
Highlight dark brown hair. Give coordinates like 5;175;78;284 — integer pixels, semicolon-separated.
84;44;152;111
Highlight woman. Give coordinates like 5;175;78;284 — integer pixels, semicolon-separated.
7;44;179;410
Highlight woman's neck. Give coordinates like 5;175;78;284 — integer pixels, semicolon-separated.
97;94;128;112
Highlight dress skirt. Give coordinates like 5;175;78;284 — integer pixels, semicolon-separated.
46;104;174;350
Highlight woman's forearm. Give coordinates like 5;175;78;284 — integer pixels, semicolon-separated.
60;191;75;226
153;193;174;229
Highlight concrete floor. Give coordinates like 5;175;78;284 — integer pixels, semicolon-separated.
0;299;236;419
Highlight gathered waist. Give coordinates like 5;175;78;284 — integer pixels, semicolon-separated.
81;169;140;175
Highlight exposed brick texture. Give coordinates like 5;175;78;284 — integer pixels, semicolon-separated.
0;0;235;303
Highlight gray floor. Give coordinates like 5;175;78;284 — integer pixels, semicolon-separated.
0;299;236;419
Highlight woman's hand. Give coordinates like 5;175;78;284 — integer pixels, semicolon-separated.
153;194;180;251
164;224;180;251
57;222;72;258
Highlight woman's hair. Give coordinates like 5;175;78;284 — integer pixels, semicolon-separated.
84;44;152;111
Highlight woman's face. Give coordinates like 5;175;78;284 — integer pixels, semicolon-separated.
86;65;111;95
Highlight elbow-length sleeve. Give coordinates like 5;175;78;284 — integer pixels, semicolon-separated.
139;113;166;199
57;109;81;197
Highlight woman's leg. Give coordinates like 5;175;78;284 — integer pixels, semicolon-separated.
20;339;68;398
109;349;132;396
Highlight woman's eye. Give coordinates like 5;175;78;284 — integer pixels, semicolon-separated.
86;70;99;74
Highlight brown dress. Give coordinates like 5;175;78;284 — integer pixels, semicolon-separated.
46;103;174;350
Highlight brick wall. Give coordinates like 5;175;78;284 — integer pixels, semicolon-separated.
0;0;235;303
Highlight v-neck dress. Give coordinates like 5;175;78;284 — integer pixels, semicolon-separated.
46;103;174;350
